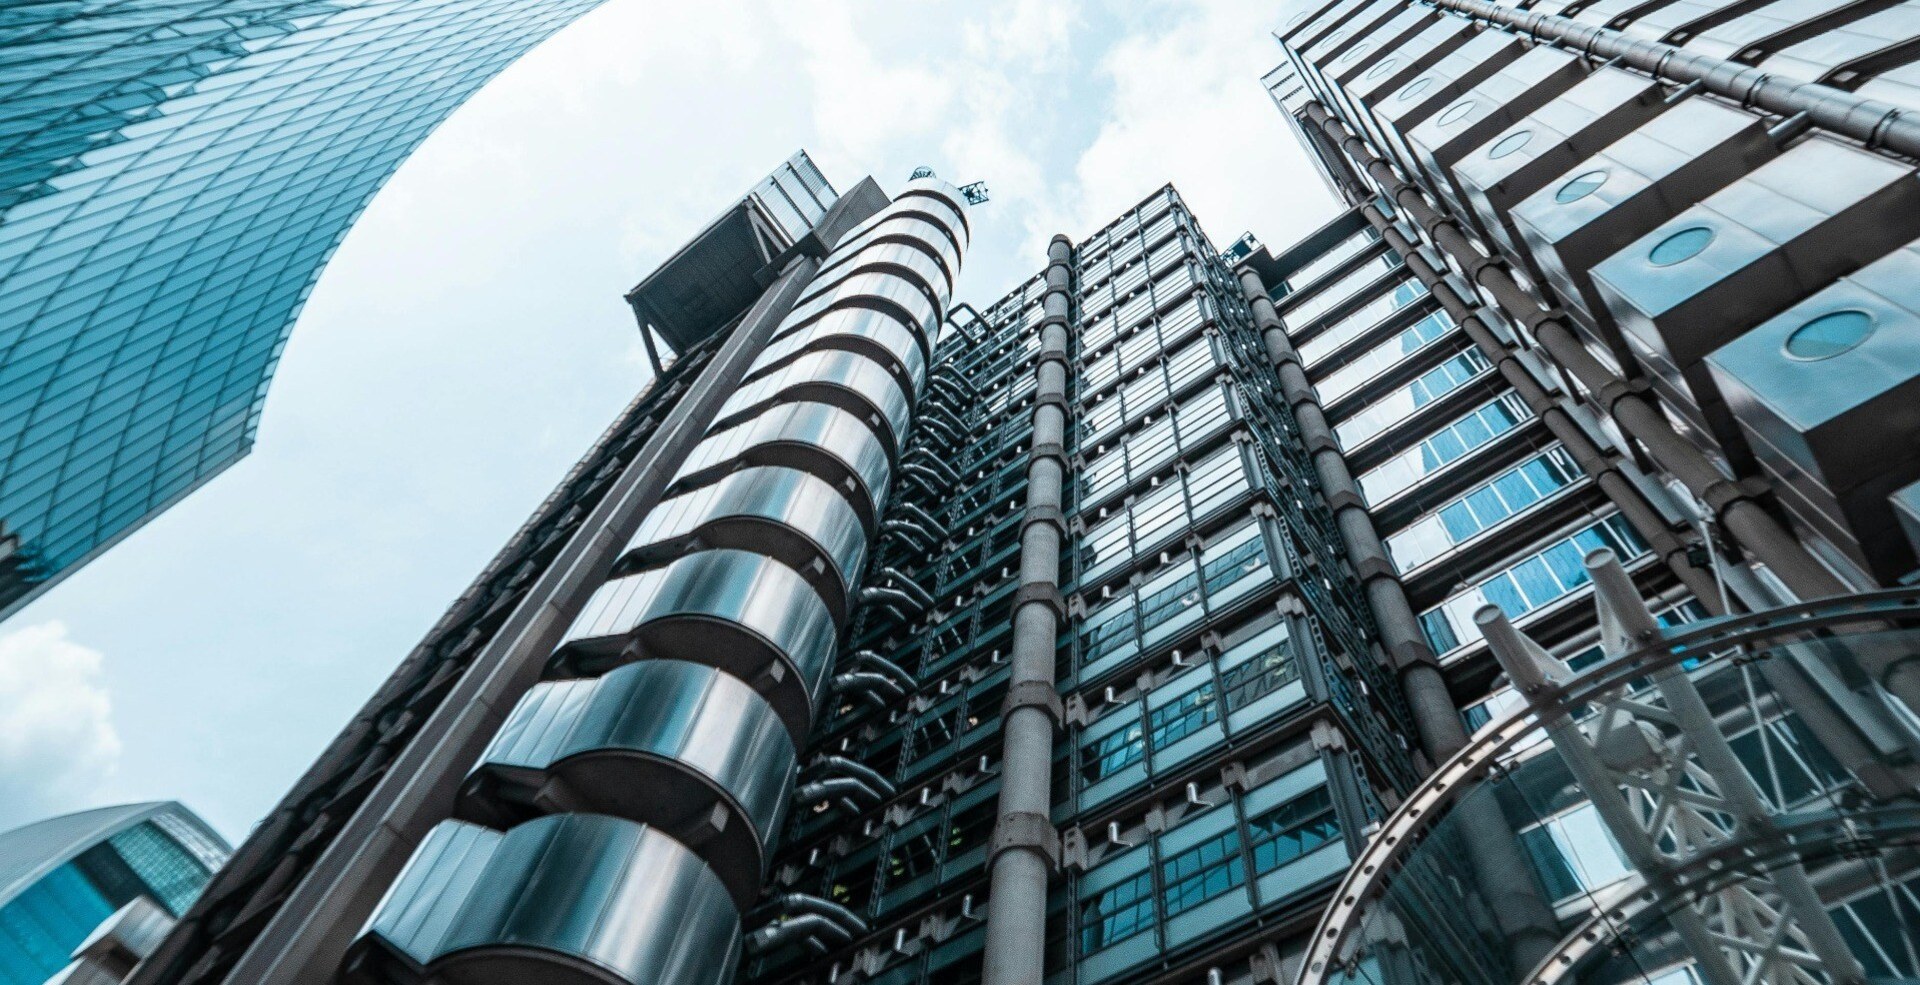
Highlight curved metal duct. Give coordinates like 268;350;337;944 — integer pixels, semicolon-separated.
550;548;838;742
753;306;927;398
456;659;795;903
345;815;741;985
802;245;952;313
670;401;894;531
781;271;942;349
709;349;914;458
616;466;868;622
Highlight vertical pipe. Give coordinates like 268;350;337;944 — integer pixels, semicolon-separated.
1234;267;1562;970
1300;102;1920;714
982;234;1074;985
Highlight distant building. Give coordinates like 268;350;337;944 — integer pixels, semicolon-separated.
0;803;229;985
0;0;610;621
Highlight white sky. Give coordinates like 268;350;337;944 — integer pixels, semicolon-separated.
0;0;1340;840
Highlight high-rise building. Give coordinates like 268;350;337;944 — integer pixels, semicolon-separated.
0;0;610;620
1255;2;1920;985
126;3;1920;976
0;803;229;985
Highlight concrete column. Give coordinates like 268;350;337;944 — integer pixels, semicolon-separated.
982;234;1074;985
1235;266;1561;970
1301;103;1920;715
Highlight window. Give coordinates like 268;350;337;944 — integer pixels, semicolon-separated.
1079;870;1156;953
1358;394;1530;503
1080;722;1147;782
947;799;997;858
1161;830;1245;917
886;829;941;885
1386;447;1581;569
1419;515;1649;653
1148;684;1219;749
1201;529;1268;597
1222;642;1298;711
1248;787;1340;873
1137;567;1202;634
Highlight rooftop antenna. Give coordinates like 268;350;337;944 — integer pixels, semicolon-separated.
908;168;990;205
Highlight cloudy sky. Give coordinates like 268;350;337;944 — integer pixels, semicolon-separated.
0;0;1339;841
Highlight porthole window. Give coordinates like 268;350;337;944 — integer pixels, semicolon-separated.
1365;57;1400;80
1784;309;1875;360
1399;77;1433;102
1555;170;1607;203
1341;42;1372;64
1488;130;1533;159
1648;226;1713;266
1437;100;1476;126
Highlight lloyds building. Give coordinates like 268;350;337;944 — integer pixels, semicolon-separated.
118;2;1920;983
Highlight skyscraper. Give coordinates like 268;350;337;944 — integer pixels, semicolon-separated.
1257;2;1920;984
126;5;1920;979
0;0;610;620
0;802;229;985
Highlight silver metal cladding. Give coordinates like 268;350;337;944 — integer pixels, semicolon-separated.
458;659;797;905
550;547;839;743
619;465;870;621
345;815;742;985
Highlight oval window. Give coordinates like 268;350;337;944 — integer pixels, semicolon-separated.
1648;226;1713;266
1784;309;1875;360
1366;57;1400;80
1488;130;1533;159
1437;100;1476;126
1400;77;1434;102
1555;170;1607;203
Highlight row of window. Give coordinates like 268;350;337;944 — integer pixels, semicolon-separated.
1267;227;1383;303
1385;446;1582;571
1080;293;1208;394
1314;309;1453;405
1077;616;1302;803
1358;393;1532;503
1419;514;1649;655
1332;346;1491;450
1078;384;1234;513
1077;519;1277;684
1298;277;1428;368
1077;443;1254;589
1080;332;1222;447
1074;759;1346;981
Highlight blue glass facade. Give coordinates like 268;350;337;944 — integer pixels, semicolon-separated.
0;803;229;985
0;0;607;618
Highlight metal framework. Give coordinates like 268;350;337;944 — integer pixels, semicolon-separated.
1295;585;1920;985
1482;552;1862;985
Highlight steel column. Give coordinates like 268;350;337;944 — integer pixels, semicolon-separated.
982;234;1074;985
1234;266;1562;971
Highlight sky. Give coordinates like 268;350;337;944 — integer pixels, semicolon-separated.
0;0;1340;843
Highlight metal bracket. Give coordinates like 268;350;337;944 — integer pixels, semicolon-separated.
1001;680;1065;723
989;811;1062;869
1012;582;1066;619
1022;503;1067;536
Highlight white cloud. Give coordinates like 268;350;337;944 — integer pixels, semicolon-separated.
0;621;120;828
1065;0;1339;253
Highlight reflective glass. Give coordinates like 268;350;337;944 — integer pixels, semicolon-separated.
0;0;608;614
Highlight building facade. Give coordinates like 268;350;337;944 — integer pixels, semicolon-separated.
0;0;609;620
123;1;1920;976
0;803;229;985
1258;2;1920;984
